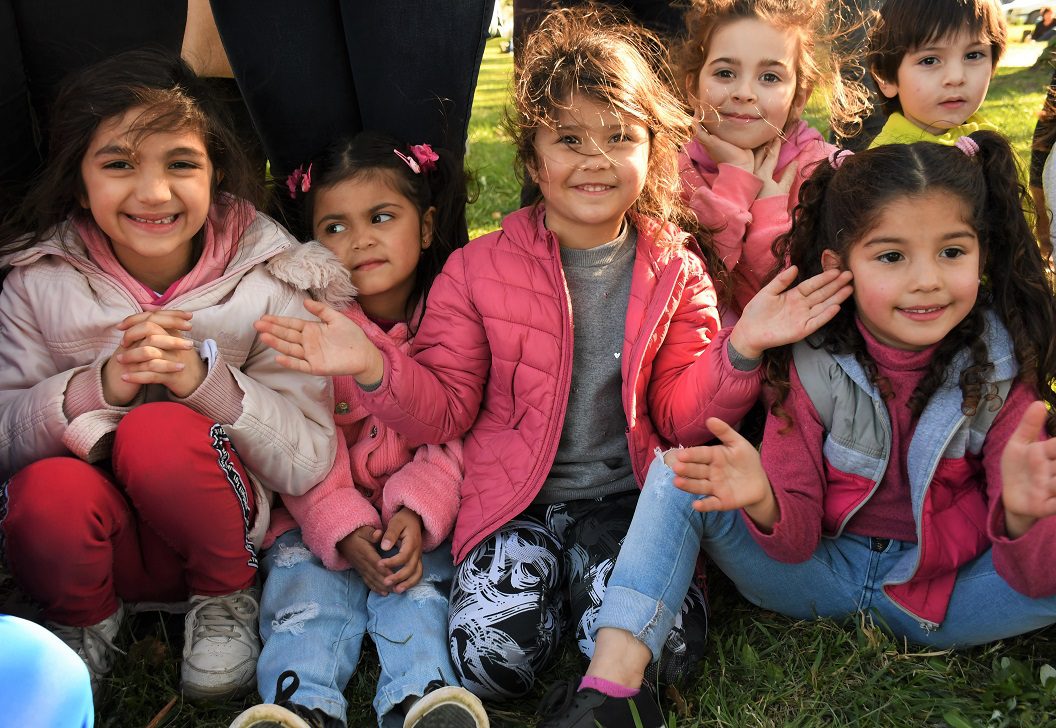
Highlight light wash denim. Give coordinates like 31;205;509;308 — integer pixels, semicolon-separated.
258;529;459;728
596;455;1056;657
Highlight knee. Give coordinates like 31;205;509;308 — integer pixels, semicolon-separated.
4;458;113;537
114;401;206;457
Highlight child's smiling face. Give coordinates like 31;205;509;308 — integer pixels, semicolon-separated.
688;17;803;151
823;190;981;351
876;30;994;132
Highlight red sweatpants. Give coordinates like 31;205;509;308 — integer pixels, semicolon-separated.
2;402;257;626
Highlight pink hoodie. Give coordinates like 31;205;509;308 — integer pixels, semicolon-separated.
679;121;834;318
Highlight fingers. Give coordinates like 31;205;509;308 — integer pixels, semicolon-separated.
705;417;747;449
1011;401;1050;446
117;334;195;360
116;310;192;332
302;298;342;323
254;316;306;340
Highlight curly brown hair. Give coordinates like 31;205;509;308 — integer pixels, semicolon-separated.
672;0;871;142
763;132;1056;433
507;4;694;237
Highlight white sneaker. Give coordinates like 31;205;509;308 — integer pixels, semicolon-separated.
181;587;260;699
404;685;490;728
46;602;126;695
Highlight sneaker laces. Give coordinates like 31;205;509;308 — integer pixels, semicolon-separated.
48;621;126;677
184;591;258;656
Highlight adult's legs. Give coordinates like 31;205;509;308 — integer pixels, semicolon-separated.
342;1;494;160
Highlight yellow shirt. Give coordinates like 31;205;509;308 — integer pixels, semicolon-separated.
868;112;997;148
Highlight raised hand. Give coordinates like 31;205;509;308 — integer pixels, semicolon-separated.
665;417;779;529
103;310;198;404
1000;400;1056;538
254;298;384;384
379;507;424;594
337;525;392;595
754;138;798;199
730;265;853;359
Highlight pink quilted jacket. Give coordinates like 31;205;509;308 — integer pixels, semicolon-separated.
362;206;763;562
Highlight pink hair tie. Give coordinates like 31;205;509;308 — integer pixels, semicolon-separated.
955;136;980;157
828;149;853;170
286;163;312;199
394;143;439;175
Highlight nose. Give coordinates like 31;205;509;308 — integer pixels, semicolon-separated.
350;229;377;250
578;140;613;169
909;259;941;291
135;169;172;205
730;77;757;103
943;59;966;86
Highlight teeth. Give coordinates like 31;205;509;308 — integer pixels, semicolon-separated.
130;215;176;225
579;185;610;192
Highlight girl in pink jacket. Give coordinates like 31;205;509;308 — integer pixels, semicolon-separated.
257;7;851;720
0;51;335;700
235;133;488;728
674;0;869;323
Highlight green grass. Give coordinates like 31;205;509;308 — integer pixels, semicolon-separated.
5;34;1056;728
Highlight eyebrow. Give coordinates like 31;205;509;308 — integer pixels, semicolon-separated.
93;144;133;157
92;144;208;159
708;57;790;68
862;230;976;246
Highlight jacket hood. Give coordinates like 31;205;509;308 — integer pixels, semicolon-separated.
266;240;358;308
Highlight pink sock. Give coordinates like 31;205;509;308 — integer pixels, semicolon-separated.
579;675;639;698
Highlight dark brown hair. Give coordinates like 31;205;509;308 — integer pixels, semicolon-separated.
868;0;1007;115
0;49;263;270
508;4;694;236
763;132;1056;432
300;131;471;331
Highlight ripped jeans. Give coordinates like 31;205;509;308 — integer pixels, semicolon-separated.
257;529;458;727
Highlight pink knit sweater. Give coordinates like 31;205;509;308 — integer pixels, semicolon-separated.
264;302;463;570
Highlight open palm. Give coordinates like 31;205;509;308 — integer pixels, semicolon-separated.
254;298;379;378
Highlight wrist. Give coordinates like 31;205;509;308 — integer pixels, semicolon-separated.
744;485;778;532
355;348;385;390
1004;510;1037;539
728;329;763;365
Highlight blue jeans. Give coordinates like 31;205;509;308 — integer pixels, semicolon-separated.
258;529;459;728
596;455;1056;656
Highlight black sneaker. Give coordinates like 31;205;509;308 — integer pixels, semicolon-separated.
228;670;345;728
537;679;666;728
403;680;490;727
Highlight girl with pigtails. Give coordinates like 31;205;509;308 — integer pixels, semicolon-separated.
544;131;1056;727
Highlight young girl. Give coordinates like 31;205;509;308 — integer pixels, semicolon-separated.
0;50;336;699
867;0;1006;147
549;132;1056;727
257;7;851;720
232;133;488;728
674;0;867;321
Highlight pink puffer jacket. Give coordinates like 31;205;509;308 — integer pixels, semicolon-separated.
362;206;763;562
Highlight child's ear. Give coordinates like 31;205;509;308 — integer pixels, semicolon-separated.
525;156;540;184
420;206;436;249
788;84;811;126
821;249;843;271
685;72;700;106
874;72;899;100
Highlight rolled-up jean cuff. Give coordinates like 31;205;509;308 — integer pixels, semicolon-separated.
593;584;678;662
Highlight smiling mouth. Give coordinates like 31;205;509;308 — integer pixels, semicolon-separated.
127;214;178;225
575;184;614;193
720;113;761;123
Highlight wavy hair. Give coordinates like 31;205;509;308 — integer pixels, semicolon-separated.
507;4;695;239
763;132;1056;432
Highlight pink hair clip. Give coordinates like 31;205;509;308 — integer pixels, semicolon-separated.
394;148;421;174
828;149;853;170
955;136;980;157
286;163;312;199
410;143;439;172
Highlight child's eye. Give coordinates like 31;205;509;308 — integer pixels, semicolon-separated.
940;247;965;259
877;251;904;264
918;56;940;66
324;222;347;234
760;72;782;84
715;69;735;79
371;212;395;224
559;134;580;145
102;160;133;170
965;50;987;62
608;131;631;144
169;161;201;170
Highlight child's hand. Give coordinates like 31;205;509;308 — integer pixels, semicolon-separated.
754;138;798;199
254;299;385;385
113;310;206;398
337;525;392;595
103;310;196;404
379;507;424;594
696;127;754;174
730;265;853;359
1000;401;1056;538
665;417;779;530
